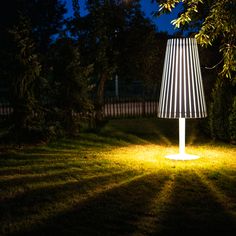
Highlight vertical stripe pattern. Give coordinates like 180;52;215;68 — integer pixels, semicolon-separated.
158;38;207;119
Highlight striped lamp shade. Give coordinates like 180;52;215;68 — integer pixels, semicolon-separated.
158;38;207;119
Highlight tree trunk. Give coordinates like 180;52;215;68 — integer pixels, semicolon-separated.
65;108;74;135
95;72;107;124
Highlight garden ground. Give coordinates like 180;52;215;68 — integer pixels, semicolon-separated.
0;119;235;235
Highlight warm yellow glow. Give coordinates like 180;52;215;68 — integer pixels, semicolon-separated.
165;153;199;161
164;118;200;160
99;144;236;172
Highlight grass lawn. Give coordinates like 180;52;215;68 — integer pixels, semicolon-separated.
0;118;236;235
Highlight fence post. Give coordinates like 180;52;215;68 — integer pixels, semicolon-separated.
142;99;145;117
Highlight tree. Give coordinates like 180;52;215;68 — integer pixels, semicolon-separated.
0;0;68;138
209;78;233;141
70;0;166;122
73;0;127;122
117;7;167;98
49;38;93;134
7;16;42;141
0;0;66;105
0;0;66;53
154;0;236;79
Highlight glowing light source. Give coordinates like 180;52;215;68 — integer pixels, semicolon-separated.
158;38;207;160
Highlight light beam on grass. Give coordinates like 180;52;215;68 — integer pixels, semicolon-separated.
158;38;207;160
100;144;236;171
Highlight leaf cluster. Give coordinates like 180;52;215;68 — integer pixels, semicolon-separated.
157;0;236;79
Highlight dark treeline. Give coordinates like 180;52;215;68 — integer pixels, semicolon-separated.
0;0;235;144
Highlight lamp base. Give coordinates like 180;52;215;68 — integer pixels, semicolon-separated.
165;153;199;161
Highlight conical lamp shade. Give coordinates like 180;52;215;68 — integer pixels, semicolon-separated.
158;38;207;119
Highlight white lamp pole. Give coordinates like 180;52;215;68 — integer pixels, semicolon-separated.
179;118;185;155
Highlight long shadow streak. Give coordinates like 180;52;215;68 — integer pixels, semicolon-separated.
17;173;170;236
152;171;236;236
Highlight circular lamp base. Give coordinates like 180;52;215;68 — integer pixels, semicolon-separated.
165;153;199;161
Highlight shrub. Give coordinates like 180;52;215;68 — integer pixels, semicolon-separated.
229;96;236;144
209;78;233;141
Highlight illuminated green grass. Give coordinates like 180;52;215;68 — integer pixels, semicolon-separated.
0;119;235;235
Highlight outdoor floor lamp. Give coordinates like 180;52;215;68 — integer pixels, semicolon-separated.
158;38;207;160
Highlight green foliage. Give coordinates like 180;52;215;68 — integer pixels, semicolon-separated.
0;0;168;143
209;78;233;141
117;7;168;98
71;1;125;122
72;1;166;112
0;1;68;143
84;1;123;86
157;0;236;79
7;16;42;141
49;38;94;134
229;96;236;143
0;0;66;52
71;1;164;122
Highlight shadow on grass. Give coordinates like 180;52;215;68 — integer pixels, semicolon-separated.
1;119;235;236
6;171;235;236
198;169;236;201
154;171;236;235
14;173;169;236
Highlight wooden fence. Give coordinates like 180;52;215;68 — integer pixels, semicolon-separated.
0;103;13;121
0;98;158;120
102;97;158;118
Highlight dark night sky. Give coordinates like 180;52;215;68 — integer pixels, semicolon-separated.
64;0;182;35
